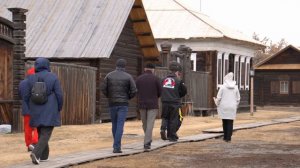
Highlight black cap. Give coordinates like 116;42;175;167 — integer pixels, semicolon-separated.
116;59;126;68
169;61;182;72
145;63;155;69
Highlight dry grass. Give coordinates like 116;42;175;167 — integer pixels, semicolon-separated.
0;110;299;167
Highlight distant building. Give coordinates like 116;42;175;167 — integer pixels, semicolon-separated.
143;0;265;112
254;45;300;106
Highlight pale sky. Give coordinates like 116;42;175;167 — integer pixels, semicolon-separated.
179;0;300;46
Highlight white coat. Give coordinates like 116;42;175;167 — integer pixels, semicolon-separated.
215;73;240;120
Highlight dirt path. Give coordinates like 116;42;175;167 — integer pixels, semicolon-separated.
0;110;299;167
73;121;300;168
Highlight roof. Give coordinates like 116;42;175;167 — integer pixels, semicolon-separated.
255;45;300;68
0;0;158;59
143;0;264;47
255;64;300;70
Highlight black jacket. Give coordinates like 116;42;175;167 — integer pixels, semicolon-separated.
136;70;162;109
101;68;137;107
161;73;187;105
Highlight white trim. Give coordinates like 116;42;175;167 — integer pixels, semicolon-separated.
217;51;223;88
234;54;240;82
239;55;246;90
245;56;251;90
191;53;197;71
223;52;229;78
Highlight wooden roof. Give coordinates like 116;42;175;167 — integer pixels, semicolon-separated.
130;0;160;59
0;0;159;59
255;45;300;70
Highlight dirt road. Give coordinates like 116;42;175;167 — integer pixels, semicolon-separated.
1;110;299;167
73;121;300;168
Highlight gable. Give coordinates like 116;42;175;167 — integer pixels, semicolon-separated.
267;47;300;65
255;45;300;70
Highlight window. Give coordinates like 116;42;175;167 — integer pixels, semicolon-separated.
280;81;289;94
270;81;279;94
292;81;300;94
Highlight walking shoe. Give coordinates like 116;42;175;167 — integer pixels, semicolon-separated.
30;153;40;165
169;138;178;142
144;144;151;150
28;144;35;152
40;158;49;162
113;148;122;153
160;131;167;140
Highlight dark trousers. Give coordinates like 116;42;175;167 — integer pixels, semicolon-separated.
160;103;179;140
222;119;234;141
32;126;54;160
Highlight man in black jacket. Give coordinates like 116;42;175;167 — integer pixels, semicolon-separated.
160;61;187;142
101;59;137;153
136;63;162;150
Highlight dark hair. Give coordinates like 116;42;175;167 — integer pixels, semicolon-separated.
116;59;127;68
169;61;182;72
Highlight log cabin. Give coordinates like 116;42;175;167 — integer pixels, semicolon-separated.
254;45;300;106
0;0;159;132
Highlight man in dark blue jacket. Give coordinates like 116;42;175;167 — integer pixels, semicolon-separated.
160;61;187;142
101;58;137;153
22;58;63;165
136;63;161;150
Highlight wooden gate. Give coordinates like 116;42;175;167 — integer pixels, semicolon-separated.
26;62;97;125
0;17;14;124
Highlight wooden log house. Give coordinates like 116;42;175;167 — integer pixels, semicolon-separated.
254;45;300;106
144;0;265;114
0;0;160;131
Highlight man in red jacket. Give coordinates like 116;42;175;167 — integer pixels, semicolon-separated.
136;63;162;150
19;67;38;152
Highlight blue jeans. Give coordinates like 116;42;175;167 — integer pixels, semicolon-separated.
109;106;128;150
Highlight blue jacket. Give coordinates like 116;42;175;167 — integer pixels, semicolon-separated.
23;58;63;127
19;78;30;116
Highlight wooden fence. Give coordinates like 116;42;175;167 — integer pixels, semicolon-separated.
0;100;13;124
26;62;97;125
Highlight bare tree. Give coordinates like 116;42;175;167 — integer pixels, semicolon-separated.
252;32;288;65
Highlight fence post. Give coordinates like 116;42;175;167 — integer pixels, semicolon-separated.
8;8;28;133
160;41;172;67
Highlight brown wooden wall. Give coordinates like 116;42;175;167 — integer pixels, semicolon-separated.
267;48;300;64
254;71;300;106
97;17;143;121
0;17;14;125
0;40;13;100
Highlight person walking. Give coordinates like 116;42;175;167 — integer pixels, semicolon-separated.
19;67;38;152
160;61;187;142
101;58;137;153
136;63;161;150
22;58;63;164
214;72;240;142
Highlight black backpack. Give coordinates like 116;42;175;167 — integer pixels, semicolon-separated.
31;76;48;105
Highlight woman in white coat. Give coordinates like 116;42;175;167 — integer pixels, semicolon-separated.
214;72;240;142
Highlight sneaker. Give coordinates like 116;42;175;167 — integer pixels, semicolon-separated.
28;144;35;151
144;145;151;150
30;153;40;165
40;158;49;162
169;138;178;142
160;131;167;140
113;148;122;153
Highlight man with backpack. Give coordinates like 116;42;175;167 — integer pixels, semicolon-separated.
22;58;63;165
